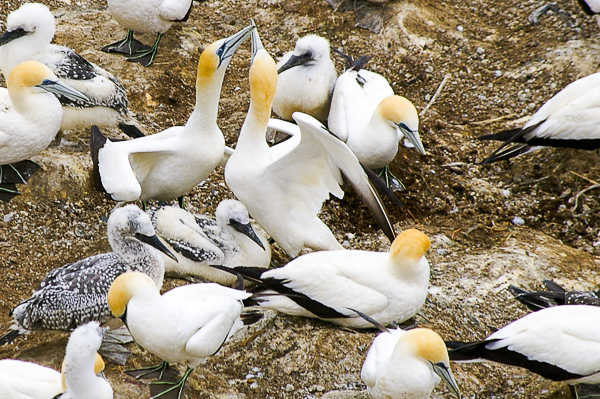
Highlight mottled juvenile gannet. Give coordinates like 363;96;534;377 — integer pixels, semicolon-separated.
0;205;175;346
149;200;270;285
92;25;254;206
102;0;194;66
273;35;337;124
0;3;143;138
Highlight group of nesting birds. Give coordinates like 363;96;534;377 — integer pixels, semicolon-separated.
0;0;600;398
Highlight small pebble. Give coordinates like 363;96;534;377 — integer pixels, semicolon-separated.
457;25;463;31
512;216;525;226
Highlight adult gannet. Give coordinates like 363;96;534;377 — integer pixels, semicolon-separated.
0;3;143;138
479;71;600;164
0;322;112;399
272;35;337;124
92;24;254;207
328;54;425;191
225;27;394;258
212;228;430;328
102;0;194;66
148;200;270;285
508;280;600;311
0;60;87;201
0;205;176;347
447;305;600;396
108;271;259;398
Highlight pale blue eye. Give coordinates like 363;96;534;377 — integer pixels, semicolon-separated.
216;48;224;57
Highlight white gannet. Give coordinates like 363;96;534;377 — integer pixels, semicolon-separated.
0;3;143;138
576;0;600;30
328;54;424;191
102;0;194;67
148;200;270;285
107;271;259;398
0;60;87;201
479;71;600;164
272;35;337;125
0;322;112;399
447;305;600;393
92;25;254;207
225;27;394;258
212;228;430;328
508;280;600;311
0;205;176;347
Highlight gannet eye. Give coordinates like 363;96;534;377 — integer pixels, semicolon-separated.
216;47;224;57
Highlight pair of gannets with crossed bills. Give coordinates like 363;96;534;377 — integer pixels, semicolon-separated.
225;26;394;258
0;60;87;201
0;322;113;399
92;24;254;207
108;271;260;399
213;228;430;328
0;3;143;138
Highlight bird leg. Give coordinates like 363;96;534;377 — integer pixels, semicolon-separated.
102;30;151;55
125;360;174;380
126;33;164;67
178;196;185;209
149;367;194;399
0;183;21;202
377;166;406;192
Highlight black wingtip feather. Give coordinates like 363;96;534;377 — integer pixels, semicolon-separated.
118;123;145;138
362;165;403;209
332;48;373;71
0;329;22;346
240;310;263;325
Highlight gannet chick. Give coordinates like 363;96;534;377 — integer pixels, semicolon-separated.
92;24;254;206
272;35;337;124
447;305;600;395
508;280;600;311
108;271;258;398
102;0;194;66
0;60;87;201
0;205;176;346
149;200;270;285
225;26;394;258
479;71;600;164
0;3;143;138
212;228;430;328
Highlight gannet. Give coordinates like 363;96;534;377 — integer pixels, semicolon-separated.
149;200;270;285
0;60;87;201
212;228;430;328
92;24;254;206
108;271;259;398
102;0;194;66
0;205;176;346
328;55;424;191
447;305;600;393
576;0;600;30
0;3;143;138
0;322;112;399
272;35;337;125
479;71;600;164
509;280;600;311
225;27;394;258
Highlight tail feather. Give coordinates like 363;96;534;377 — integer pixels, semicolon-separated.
90;125;108;193
479;144;535;164
508;285;560;311
543;280;567;293
240;310;263;325
118;123;145;138
0;329;22;346
478;128;524;142
332;48;373;71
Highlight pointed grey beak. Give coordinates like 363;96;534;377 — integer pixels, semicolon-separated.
0;27;29;46
134;233;178;262
229;219;266;251
37;79;88;103
217;23;255;68
277;52;314;74
432;362;460;398
250;20;264;62
398;123;426;155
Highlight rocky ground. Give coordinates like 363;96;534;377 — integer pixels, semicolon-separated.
0;0;599;398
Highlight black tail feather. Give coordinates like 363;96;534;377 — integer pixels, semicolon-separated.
479;144;535;164
543;280;567;293
347;308;388;332
0;329;22;346
478;128;525;142
90;125;108;193
508;285;561;311
332;48;373;71
240;310;263;325
118;123;145;138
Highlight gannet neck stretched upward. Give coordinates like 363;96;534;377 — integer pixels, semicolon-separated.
0;205;175;345
149;200;270;285
272;35;337;124
93;25;254;205
0;3;143;138
509;280;600;311
108;271;258;398
225;27;394;257
212;228;430;328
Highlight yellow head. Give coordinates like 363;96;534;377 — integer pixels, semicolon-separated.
378;95;419;132
389;228;430;263
196;41;220;88
107;271;156;318
94;353;105;375
8;60;55;92
249;49;277;122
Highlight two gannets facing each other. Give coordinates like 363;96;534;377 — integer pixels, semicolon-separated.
509;280;600;311
447;305;600;397
225;26;394;258
108;271;260;398
92;24;254;207
212;228;430;328
0;3;143;138
478;71;600;164
148;199;270;285
0;60;87;201
0;205;176;349
102;0;194;66
272;34;337;125
0;322;112;399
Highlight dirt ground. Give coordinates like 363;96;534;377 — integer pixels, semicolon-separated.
0;0;599;398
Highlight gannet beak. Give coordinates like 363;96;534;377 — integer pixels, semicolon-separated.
0;27;29;46
398;124;426;155
250;20;264;62
134;233;178;262
218;23;255;68
432;362;460;398
97;370;107;379
277;53;313;74
37;79;88;102
229;219;266;251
